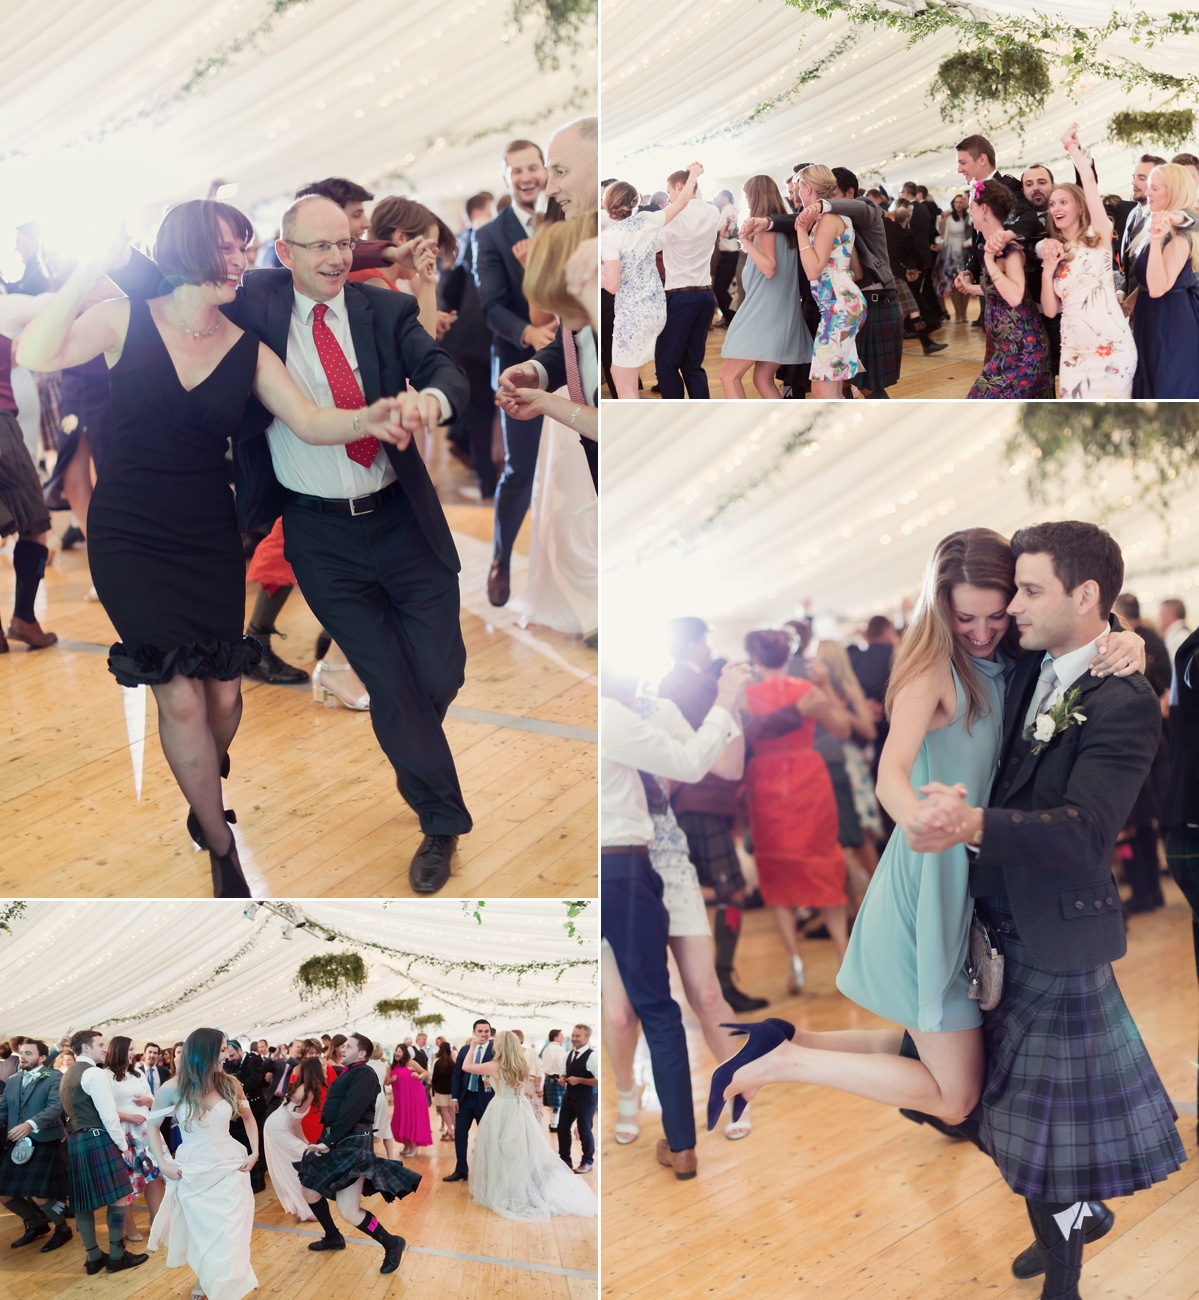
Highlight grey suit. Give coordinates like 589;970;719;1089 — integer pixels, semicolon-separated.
0;1067;68;1200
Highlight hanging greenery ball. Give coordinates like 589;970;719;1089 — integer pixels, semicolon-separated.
413;1013;445;1031
375;997;422;1019
1108;109;1196;152
294;952;368;1005
930;46;1051;129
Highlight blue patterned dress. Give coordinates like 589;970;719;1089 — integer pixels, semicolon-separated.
600;210;668;368
809;217;866;381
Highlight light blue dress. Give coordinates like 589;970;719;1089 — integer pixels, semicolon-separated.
836;657;1007;1033
722;234;812;365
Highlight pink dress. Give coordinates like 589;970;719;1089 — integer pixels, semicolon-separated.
389;1065;432;1146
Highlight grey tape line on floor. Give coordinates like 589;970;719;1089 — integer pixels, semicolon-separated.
251;1221;598;1279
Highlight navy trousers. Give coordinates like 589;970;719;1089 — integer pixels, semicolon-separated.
601;848;697;1151
282;491;472;837
654;289;715;399
557;1089;596;1167
452;1087;491;1174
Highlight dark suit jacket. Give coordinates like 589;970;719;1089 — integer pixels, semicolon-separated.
110;251;467;571
227;1052;267;1103
318;1061;380;1145
908;201;936;271
475;206;537;373
451;1041;495;1104
971;649;1161;971
0;1067;65;1142
968;172;1044;296
1164;625;1199;830
439;228;492;361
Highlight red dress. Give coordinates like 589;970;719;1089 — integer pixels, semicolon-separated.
295;1073;327;1145
742;676;847;908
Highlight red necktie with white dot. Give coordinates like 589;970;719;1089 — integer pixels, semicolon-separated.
310;302;379;468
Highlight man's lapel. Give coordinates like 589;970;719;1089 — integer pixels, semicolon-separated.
266;283;293;360
1003;668;1105;804
345;287;382;402
1000;655;1040;767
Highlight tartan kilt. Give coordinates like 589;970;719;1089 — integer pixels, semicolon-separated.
542;1076;564;1110
296;1133;421;1202
67;1129;132;1212
976;897;1186;1202
676;811;744;902
0;1137;68;1199
851;292;903;392
893;277;919;318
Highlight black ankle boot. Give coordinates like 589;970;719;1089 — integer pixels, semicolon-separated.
713;905;768;1012
1012;1202;1113;1279
1025;1199;1087;1300
209;841;251;898
187;807;236;851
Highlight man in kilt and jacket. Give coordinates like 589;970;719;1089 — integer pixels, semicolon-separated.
59;1030;148;1275
296;1031;419;1274
0;1038;71;1253
915;522;1187;1300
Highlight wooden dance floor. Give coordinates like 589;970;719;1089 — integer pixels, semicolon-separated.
0;1122;597;1299
0;439;597;898
623;313;992;401
601;875;1199;1300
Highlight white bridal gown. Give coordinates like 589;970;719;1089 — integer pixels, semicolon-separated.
148;1097;259;1300
261;1098;315;1221
469;1078;597;1222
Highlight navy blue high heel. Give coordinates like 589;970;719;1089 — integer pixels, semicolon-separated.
706;1018;796;1131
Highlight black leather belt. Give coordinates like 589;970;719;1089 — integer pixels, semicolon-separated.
601;845;651;856
665;285;712;295
285;481;400;517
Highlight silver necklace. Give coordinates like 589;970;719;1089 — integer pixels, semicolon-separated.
171;303;224;339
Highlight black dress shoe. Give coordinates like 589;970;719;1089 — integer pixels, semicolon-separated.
187;807;236;851
85;1255;106;1275
106;1251;149;1272
487;559;510;607
11;1221;50;1247
308;1234;346;1251
410;834;458;894
1011;1202;1114;1279
40;1224;72;1252
221;752;230;779
246;642;310;685
719;980;769;1013
210;843;252;898
899;1108;984;1150
381;1236;406;1274
921;340;949;354
443;1170;469;1182
60;524;86;550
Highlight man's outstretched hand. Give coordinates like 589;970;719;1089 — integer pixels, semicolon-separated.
905;781;983;854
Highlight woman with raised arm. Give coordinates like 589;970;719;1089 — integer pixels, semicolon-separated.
16;201;407;895
1038;124;1137;399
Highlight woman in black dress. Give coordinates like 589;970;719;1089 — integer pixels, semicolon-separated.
18;200;408;896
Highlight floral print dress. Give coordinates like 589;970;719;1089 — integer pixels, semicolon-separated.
1053;239;1136;399
968;241;1055;399
809;217;866;381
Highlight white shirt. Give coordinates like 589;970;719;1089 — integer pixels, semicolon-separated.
512;204;537;238
1024;639;1099;728
717;203;740;252
0;292;53;340
601;694;740;846
530;326;599;407
657;198;722;289
264;286;450;500
540;1042;567;1074
1164;621;1190;660
76;1059;127;1150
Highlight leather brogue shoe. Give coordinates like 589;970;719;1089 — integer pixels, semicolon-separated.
1011;1202;1114;1279
487;559;510;607
6;617;57;649
246;643;310;685
106;1251;148;1272
381;1236;406;1274
409;834;458;894
85;1255;106;1275
11;1221;50;1248
308;1234;346;1251
40;1224;72;1253
443;1170;469;1182
655;1138;697;1180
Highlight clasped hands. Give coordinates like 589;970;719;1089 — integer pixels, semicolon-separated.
905;781;981;854
360;391;443;448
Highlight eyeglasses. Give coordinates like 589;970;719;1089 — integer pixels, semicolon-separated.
283;238;359;254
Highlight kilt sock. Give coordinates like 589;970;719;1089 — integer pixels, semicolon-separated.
41;1199;65;1227
713;904;741;992
5;1195;45;1227
1026;1199;1086;1300
105;1202;125;1261
76;1209;102;1261
309;1195;343;1243
357;1211;399;1248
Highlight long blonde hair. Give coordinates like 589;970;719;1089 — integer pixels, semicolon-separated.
175;1029;241;1128
492;1031;530;1092
816;640;866;711
884;529;1019;730
523;211;598;319
1130;163;1199;270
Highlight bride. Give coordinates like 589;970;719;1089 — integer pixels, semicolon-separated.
146;1028;258;1300
461;1030;597;1222
710;528;1143;1126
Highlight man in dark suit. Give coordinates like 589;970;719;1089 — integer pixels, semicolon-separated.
443;1020;494;1182
556;1025;597;1174
475;139;553;607
900;182;948;352
224;1040;268;1193
914;521;1185;1299
266;1039;305;1116
0;1039;71;1252
114;195;472;893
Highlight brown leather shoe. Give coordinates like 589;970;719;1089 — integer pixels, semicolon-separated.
7;617;57;649
487;559;510;607
655;1138;697;1180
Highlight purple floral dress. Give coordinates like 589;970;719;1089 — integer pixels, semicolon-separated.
968;242;1054;399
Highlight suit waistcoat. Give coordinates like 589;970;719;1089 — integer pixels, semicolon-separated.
59;1061;102;1133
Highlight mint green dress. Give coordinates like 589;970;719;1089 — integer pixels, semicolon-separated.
836;657;1007;1033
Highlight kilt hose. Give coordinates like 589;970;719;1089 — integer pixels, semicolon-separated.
67;1129;132;1213
0;1137;68;1200
976;897;1186;1203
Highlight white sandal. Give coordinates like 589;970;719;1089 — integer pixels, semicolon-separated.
312;661;370;710
614;1086;641;1144
724;1102;752;1140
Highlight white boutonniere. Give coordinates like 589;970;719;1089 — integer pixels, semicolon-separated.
1025;686;1086;754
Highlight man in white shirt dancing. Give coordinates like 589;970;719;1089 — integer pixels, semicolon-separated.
655;170;722;398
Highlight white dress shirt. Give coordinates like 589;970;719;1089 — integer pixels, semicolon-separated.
1164;621;1190;660
1024;639;1100;729
0;292;53;340
657;199;722;289
512;205;537;239
540;1041;567;1075
601;694;740;846
77;1059;127;1150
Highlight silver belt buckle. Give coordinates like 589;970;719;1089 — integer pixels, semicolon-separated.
348;493;374;517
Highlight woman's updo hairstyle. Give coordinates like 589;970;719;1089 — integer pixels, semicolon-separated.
744;629;793;669
798;165;837;201
603;182;639;223
973;179;1013;223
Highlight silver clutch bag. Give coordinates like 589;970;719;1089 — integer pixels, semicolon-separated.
966;913;1004;1012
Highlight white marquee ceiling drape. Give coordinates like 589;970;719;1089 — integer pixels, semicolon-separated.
0;0;595;250
602;404;1199;671
0;899;597;1046
600;0;1199;203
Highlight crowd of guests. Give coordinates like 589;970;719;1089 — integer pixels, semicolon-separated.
0;1019;597;1286
599;124;1199;399
600;588;1199;1179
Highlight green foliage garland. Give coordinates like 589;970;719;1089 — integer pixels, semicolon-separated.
929;46;1050;131
0;901;27;936
563;901;589;945
1108;110;1196;153
294;952;368;1011
117;929;265;1025
512;0;597;73
1008;404;1199;511
412;1013;445;1030
375;997;422;1019
423;82;595;153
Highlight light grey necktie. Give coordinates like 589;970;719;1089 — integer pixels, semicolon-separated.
21;1070;33;1089
1024;657;1061;730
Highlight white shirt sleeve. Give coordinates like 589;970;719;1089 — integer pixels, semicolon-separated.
602;698;740;783
0;292;55;340
79;1066;127;1150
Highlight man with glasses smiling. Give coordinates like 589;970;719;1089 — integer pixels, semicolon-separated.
114;194;471;893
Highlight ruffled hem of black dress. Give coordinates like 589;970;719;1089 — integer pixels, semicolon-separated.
107;635;263;687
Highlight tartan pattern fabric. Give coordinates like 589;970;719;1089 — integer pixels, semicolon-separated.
296;1132;421;1202
893;277;919;319
541;1075;565;1110
0;1137;68;1199
67;1128;132;1212
676;811;745;902
976;897;1186;1202
851;292;903;391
